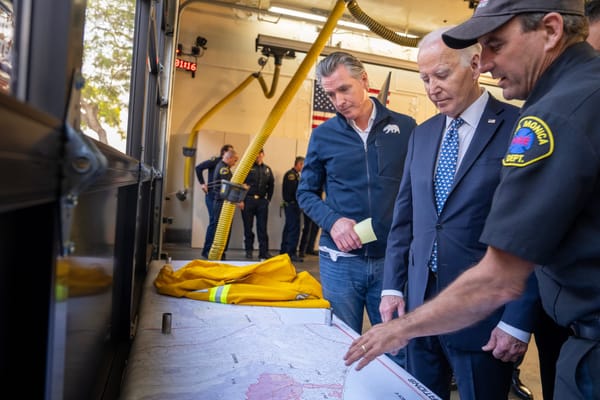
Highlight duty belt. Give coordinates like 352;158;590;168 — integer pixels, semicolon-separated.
570;315;600;341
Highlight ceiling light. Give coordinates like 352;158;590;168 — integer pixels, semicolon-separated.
268;5;419;39
268;5;369;31
337;19;369;31
268;6;326;24
394;31;419;39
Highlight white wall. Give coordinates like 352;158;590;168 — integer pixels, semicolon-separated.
163;3;519;250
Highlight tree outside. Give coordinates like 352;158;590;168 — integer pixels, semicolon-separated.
81;0;135;152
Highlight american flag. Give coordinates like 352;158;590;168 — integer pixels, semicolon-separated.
311;83;389;129
311;83;336;129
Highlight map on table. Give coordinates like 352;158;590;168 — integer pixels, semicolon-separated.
119;261;440;400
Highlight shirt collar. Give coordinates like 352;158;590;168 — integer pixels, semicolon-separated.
349;98;377;134
445;89;489;129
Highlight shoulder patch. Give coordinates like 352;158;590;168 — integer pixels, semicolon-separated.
219;167;229;175
503;116;554;167
286;173;296;181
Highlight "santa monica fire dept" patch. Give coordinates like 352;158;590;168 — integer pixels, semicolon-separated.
503;116;554;167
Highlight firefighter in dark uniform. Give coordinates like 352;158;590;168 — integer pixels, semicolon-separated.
202;149;238;260
477;47;600;400
345;2;600;399
279;156;304;262
196;144;233;258
240;149;274;260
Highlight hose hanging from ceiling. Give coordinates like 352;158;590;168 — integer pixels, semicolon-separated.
345;0;420;48
180;60;282;200
207;0;348;260
208;0;421;259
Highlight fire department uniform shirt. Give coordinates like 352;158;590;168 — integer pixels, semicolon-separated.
480;43;600;329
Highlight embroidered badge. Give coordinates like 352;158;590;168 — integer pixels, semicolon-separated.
503;116;553;167
219;167;229;175
287;173;296;181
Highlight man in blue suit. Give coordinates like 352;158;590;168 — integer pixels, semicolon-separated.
379;27;539;400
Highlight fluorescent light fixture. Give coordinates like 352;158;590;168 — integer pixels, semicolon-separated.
268;5;419;38
268;6;326;24
269;5;368;31
256;34;500;87
395;31;419;39
337;19;369;31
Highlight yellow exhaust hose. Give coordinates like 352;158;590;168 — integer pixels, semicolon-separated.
208;0;347;260
345;0;420;47
182;65;281;193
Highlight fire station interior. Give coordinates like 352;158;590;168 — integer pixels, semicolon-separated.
0;0;552;398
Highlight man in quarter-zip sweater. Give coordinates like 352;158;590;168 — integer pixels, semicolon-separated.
297;52;416;367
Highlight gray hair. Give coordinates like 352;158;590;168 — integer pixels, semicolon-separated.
419;26;482;67
315;51;366;84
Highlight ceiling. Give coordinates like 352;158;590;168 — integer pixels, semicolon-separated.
182;0;479;39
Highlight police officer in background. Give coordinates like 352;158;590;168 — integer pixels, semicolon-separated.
196;144;234;257
240;149;274;260
298;211;319;257
202;149;238;260
279;156;304;262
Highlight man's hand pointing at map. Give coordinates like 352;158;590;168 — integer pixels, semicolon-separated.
343;318;409;371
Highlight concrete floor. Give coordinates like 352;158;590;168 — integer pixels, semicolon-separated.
161;244;544;399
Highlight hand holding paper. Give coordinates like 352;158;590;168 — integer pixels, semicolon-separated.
353;218;377;244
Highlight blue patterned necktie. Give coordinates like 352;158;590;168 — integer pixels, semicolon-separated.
430;117;464;272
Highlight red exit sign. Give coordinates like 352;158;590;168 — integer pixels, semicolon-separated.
175;58;197;72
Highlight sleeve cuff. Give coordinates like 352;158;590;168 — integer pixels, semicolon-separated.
497;321;531;343
381;289;403;298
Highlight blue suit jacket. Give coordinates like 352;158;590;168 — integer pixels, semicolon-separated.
383;95;539;351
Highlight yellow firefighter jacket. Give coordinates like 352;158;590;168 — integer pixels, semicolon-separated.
154;254;330;308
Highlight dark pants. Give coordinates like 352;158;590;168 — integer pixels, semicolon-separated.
299;212;318;255
241;197;269;257
408;335;513;400
205;190;216;221
407;272;512;400
280;202;301;256
555;338;600;399
202;191;217;256
534;310;570;399
202;199;230;259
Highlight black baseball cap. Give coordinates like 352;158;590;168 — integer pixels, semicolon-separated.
442;0;585;49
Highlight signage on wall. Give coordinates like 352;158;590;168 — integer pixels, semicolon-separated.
175;37;207;78
175;58;197;75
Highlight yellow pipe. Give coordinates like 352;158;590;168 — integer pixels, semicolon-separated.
182;65;281;193
208;0;347;260
257;69;280;99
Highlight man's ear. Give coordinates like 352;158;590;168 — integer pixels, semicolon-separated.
471;53;481;81
361;71;369;89
541;12;565;51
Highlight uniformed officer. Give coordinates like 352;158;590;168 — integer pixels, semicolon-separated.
240;149;274;260
197;144;233;257
345;2;600;399
279;156;304;262
202;149;238;260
